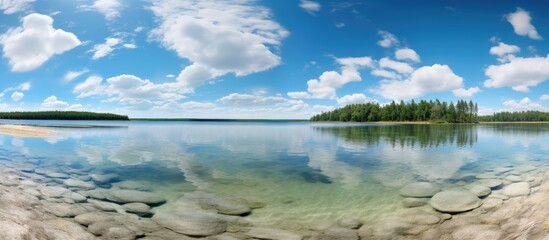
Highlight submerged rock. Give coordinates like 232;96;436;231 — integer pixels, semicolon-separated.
117;181;151;191
323;227;358;240
399;182;441;198
63;179;96;190
43;202;88;217
183;191;251;216
502;182;530;197
401;198;429;208
429;189;481;213
467;185;491;198
105;189;166;205
451;224;502;240
152;210;227;237
91;173;119;184
337;218;362;229
245;227;302;240
40;186;71;198
478;179;503;189
123;203;151;215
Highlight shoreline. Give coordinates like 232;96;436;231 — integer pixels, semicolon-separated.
0;124;53;138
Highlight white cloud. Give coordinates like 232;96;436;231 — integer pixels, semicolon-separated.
378;57;413;74
452;87;480;98
335;22;345;28
377;30;398;48
489;42;520;62
122;43;136;49
81;0;122;20
287;91;311;99
41;95;68;108
541;94;549;101
337;93;372;106
0;0;35;14
149;0;288;91
90;37;121;60
299;0;321;15
489;42;520;57
502;97;546;111
11;91;23;101
484;55;549;92
73;76;104;98
395;48;420;62
306;57;373;99
506;8;542;40
371;69;401;79
3;82;31;93
74;74;186;107
64;69;89;82
0;13;81;72
373;64;464;100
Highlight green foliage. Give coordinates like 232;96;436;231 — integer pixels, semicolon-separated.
310;99;478;123
478;111;549;122
0;111;129;120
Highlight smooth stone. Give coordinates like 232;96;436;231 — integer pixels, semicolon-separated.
515;165;536;173
63;179;96;190
451;224;502;240
481;198;503;211
337;218;362;229
399;182;441;198
143;230;196;240
184;191;251;216
476;173;498;179
40;186;71;198
90;199;123;212
323;227;358;240
117;181;151;191
123;203;151;215
479;179;503;189
88;221;121;236
401;198;429;208
44;202;88;217
67;192;87;202
91;173;119;183
75;212;116;226
106;190;166;205
502;182;530;197
77;175;93;181
153;210;227;237
467;185;491;197
45;172;70;179
429;190;482;213
504;175;522;182
43;219;97;240
493;167;512;174
245;227;302;240
104;226;137;240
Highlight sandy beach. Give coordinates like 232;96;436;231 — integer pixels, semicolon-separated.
0;124;53;138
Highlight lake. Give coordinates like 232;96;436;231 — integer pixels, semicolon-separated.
1;120;548;239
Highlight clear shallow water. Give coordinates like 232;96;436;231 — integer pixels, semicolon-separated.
1;120;548;227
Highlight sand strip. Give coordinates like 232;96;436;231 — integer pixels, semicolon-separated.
0;124;53;138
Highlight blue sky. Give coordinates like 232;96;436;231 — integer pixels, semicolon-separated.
0;0;547;119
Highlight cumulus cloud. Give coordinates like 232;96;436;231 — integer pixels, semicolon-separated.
541;94;549;101
90;37;121;60
395;48;420;62
0;0;35;14
502;97;546;111
41;95;82;110
378;57;413;74
149;0;288;91
305;57;373;99
489;42;520;63
287;91;310;99
0;13;81;72
4;81;31;92
506;8;542;40
299;0;321;15
81;0;122;20
10;91;23;101
337;93;372;106
64;69;89;82
452;87;480;98
374;64;464;100
371;69;401;79
377;30;398;48
74;74;185;107
484;55;549;92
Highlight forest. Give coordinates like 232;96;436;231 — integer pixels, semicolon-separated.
0;111;129;120
478;111;549;122
310;100;478;123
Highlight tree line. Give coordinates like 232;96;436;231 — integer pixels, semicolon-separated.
310;100;478;123
478;111;549;122
0;111;129;120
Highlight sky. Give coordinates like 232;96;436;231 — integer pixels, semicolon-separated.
0;0;548;119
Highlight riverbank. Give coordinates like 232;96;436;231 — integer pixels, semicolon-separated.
0;124;53;138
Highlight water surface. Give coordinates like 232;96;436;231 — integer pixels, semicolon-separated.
1;120;548;227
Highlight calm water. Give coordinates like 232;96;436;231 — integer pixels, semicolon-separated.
1;120;548;227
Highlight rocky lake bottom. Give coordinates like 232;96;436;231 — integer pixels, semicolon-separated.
0;121;548;239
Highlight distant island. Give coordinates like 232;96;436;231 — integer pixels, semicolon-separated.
0;111;129;121
310;100;549;123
